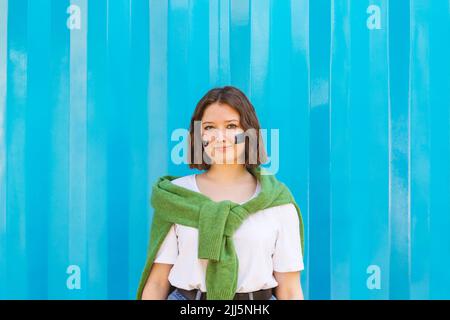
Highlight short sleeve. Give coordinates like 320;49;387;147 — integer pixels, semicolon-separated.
154;224;178;264
272;203;304;272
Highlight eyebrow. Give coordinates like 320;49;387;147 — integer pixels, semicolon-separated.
203;120;239;125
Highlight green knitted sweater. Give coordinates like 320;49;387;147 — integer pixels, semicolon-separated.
136;166;305;300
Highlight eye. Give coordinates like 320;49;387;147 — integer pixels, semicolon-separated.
204;125;214;130
227;124;238;129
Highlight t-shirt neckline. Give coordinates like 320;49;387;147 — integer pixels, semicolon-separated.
192;174;261;204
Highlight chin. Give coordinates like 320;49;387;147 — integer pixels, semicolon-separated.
210;157;239;164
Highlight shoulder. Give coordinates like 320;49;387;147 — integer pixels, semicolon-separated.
274;203;296;211
271;203;299;223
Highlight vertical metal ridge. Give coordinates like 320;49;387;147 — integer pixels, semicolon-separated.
0;0;9;299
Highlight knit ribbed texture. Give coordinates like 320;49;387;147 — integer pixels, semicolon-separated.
136;166;305;300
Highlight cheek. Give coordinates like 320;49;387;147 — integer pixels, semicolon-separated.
204;145;214;158
234;144;246;157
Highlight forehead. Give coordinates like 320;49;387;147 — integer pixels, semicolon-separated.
202;103;240;122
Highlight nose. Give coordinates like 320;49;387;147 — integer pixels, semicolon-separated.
215;128;226;141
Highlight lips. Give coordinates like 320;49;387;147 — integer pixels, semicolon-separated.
214;145;232;150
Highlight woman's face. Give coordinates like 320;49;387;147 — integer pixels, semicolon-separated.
201;102;246;165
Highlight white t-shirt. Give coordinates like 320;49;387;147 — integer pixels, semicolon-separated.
154;173;304;293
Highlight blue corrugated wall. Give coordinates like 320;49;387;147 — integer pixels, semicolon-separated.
0;0;449;299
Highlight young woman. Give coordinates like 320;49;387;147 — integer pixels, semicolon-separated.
137;86;305;300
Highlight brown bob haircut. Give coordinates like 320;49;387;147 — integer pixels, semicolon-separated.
188;86;268;171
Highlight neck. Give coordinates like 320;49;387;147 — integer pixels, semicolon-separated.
205;164;250;184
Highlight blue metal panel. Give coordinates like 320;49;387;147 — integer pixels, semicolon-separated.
0;0;449;299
